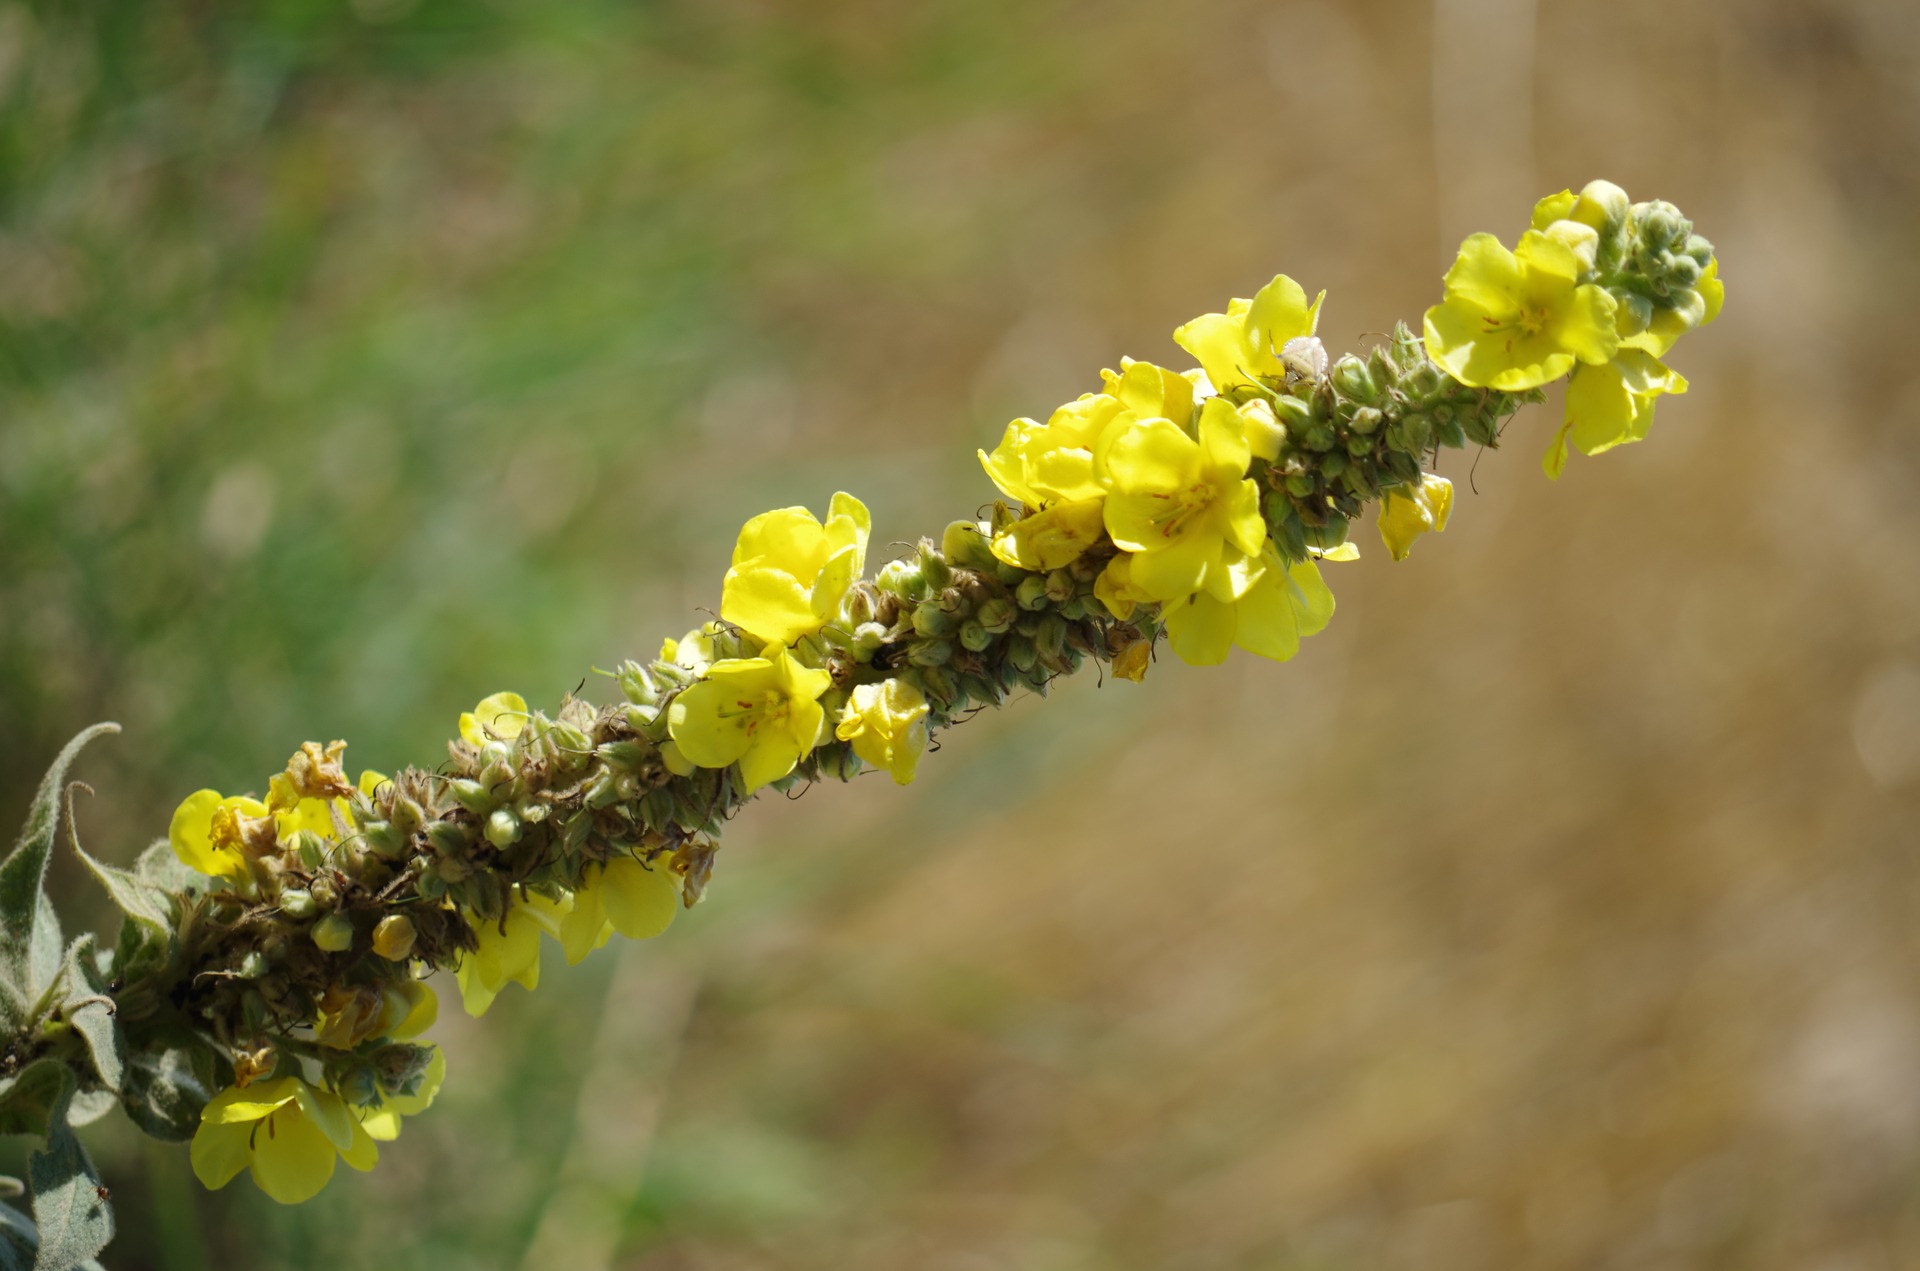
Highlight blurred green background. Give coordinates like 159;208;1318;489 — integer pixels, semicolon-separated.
4;0;1919;1267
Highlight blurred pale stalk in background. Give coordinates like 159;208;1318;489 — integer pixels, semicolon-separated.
2;1;1918;1268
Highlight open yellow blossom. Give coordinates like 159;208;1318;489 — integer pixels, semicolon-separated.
1098;397;1267;601
1423;230;1618;391
359;1047;447;1143
554;857;680;963
660;623;719;675
980;393;1125;570
666;644;832;794
1543;350;1689;479
1377;473;1455;561
1173;273;1325;391
169;790;271;883
720;493;870;646
1161;549;1336;666
190;1077;378;1205
835;679;931;784
455;891;568;1016
459;691;528;746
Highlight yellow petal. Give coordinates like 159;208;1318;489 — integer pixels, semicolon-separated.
601;857;680;939
460;692;528;746
189;1119;254;1191
248;1107;339;1205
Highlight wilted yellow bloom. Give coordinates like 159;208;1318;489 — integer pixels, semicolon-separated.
666;644;832;794
835;679;931;784
190;1077;378;1205
720;493;870;646
1377;473;1455;561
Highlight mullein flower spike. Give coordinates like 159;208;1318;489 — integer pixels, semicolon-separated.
46;180;1713;1213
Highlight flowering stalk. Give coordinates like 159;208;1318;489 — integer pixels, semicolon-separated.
0;182;1720;1265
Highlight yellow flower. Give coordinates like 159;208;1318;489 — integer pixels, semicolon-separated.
980;393;1125;571
1543;350;1689;479
1377;473;1455;561
169;789;271;883
313;981;434;1051
455;892;567;1016
358;1046;447;1143
835;679;931;785
1423;230;1619;391
190;1077;378;1205
553;857;680;964
1093;552;1153;622
1161;549;1336;666
1097;396;1267;601
459;691;528;746
666;644;832;795
719;493;870;646
1173;273;1325;392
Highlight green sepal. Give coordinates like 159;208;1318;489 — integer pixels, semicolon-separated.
53;939;119;1101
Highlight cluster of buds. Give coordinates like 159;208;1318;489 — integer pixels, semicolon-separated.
0;180;1718;1246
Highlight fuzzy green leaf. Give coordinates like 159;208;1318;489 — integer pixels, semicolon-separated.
0;727;120;1020
0;1064;70;1141
69;827;174;938
132;838;199;898
27;1072;113;1271
119;1044;219;1143
0;1199;35;1271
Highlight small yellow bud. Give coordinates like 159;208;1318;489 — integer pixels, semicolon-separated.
372;914;417;962
311;914;354;953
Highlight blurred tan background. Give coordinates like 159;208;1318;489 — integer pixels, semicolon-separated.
3;0;1918;1267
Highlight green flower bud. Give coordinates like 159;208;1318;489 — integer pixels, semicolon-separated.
942;520;1000;573
916;544;954;592
1321;452;1348;479
279;888;316;918
1008;634;1039;673
1301;514;1349;550
908;638;953;667
426;822;469;858
616;660;661;707
959;620;994;652
876;558;929;601
1350;406;1384;435
310;876;339;908
849;621;890;660
487;810;526;852
1284;472;1316;499
975;597;1017;634
917;664;959;707
295;832;328;870
1015;574;1051;611
1331;357;1376;403
238;950;270;979
449;779;494;816
1035;614;1069;662
1044;570;1076;604
1304;423;1337;453
912;602;958;639
312;914;354;954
